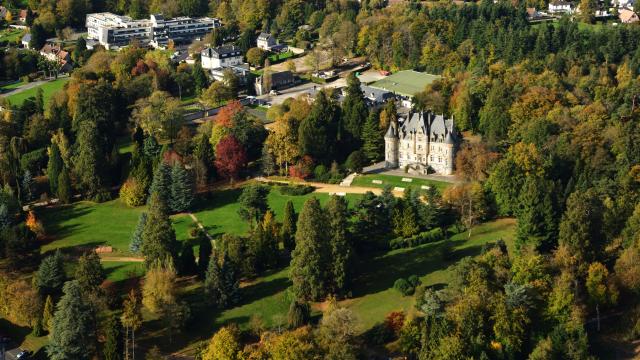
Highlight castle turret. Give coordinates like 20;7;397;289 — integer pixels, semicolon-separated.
384;122;399;168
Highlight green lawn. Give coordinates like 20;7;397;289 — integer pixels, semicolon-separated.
5;77;70;106
351;174;451;193
0;27;24;43
1;80;26;92
172;218;516;353
193;187;363;238
103;261;145;282
268;50;294;63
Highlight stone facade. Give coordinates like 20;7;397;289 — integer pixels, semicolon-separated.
384;111;457;175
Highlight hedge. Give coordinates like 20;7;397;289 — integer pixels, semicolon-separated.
20;148;47;175
278;184;315;196
389;227;445;249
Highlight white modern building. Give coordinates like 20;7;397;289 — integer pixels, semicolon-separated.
548;1;574;13
201;45;243;70
86;12;220;49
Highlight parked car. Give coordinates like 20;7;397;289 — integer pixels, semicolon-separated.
269;90;279;96
17;350;32;359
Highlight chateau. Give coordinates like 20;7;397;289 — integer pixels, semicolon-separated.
384;111;458;175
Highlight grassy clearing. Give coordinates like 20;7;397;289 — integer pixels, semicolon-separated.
1;80;26;92
164;218;515;354
0;27;24;43
268;50;294;63
5;77;70;106
351;174;451;193
103;261;145;282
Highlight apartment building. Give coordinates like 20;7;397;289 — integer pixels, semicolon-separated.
86;12;220;49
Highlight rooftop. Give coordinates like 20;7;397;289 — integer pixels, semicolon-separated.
369;70;441;97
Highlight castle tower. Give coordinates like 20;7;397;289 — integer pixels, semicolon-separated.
443;117;456;175
384;122;399;168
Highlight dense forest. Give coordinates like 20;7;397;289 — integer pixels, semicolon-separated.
1;0;640;359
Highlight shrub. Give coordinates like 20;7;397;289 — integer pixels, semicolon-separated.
408;275;421;288
119;178;147;207
390;227;445;249
313;164;329;182
345;150;365;173
20;148;47;175
278;184;315;196
394;278;414;296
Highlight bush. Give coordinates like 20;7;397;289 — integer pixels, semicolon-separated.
119;178;147;207
408;275;421;288
394;278;415;296
345;150;365;173
20;148;47;175
313;164;330;182
278;184;315;196
389;227;445;249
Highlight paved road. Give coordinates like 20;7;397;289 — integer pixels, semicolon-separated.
258;69;386;106
5;348;22;360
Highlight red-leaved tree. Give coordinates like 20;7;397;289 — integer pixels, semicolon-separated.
215;135;247;182
215;100;244;128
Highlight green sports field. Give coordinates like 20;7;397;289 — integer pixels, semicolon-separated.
370;70;441;97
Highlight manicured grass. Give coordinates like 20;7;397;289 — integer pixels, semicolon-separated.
103;261;145;282
0;27;24;43
345;218;516;329
1;80;26;92
116;135;135;155
5;77;70;106
40;199;146;256
268;50;294;63
176;218;516;352
351;174;451;193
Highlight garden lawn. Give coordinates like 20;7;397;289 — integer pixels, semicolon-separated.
351;174;451;193
268;50;294;63
103;261;145;282
193;186;362;238
5;77;70;106
0;28;24;43
176;218;516;353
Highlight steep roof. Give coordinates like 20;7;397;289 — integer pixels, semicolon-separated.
202;45;242;58
258;32;272;41
395;111;457;143
619;8;638;22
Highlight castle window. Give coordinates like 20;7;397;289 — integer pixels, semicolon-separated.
430;156;433;161
438;157;441;162
418;145;421;150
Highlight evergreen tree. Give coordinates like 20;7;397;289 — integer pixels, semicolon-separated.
198;232;212;277
326;196;352;295
260;142;276;176
57;167;72;204
169;164;194;213
48;142;63;194
204;253;239;308
178;241;198;276
43;295;54;332
141;192;178;268
281;200;297;252
103;314;122;360
361;109;384;162
193;62;209;94
288;300;311;329
515;176;558;253
149;162;171;204
130;212;147;253
298;91;339;162
0;203;9;230
143;135;161;159
47;281;97;360
237;184;270;225
21;170;33;202
75;251;106;293
35;250;65;296
74;121;106;199
342;73;369;146
290;198;330;301
558;189;604;266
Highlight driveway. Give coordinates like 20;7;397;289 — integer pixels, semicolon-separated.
4;348;24;360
